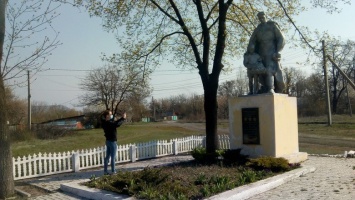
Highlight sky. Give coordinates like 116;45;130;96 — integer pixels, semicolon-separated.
9;1;355;110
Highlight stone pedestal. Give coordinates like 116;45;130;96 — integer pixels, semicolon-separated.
228;94;307;163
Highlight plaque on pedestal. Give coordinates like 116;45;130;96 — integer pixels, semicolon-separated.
242;108;260;145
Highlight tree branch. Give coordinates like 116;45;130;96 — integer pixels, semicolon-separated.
276;0;318;53
149;0;180;24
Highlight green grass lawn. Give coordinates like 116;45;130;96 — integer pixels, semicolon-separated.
11;115;355;157
11;123;203;157
297;115;355;154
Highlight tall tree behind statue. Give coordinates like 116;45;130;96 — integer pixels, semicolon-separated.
74;0;351;155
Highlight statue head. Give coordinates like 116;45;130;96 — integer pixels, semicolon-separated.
257;12;266;23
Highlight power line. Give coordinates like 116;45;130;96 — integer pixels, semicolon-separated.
45;68;193;72
46;68;92;72
152;75;236;92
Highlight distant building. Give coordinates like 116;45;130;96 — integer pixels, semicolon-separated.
38;115;86;129
141;111;178;122
163;111;178;121
141;117;152;122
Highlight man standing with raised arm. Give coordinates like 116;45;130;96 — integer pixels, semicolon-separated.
101;110;126;175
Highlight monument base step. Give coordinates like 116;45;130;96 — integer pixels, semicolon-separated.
279;152;308;164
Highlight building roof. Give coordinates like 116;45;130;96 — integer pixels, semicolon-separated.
39;115;85;124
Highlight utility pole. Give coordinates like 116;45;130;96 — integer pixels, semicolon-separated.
27;70;31;130
152;96;156;122
322;40;332;126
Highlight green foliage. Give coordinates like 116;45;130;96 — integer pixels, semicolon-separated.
84;161;281;199
222;149;249;166
85;167;191;199
236;169;270;186
237;169;257;184
11;122;202;157
191;147;225;164
33;125;72;140
191;146;207;163
9;129;35;142
10;125;73;141
194;173;208;185
246;157;291;172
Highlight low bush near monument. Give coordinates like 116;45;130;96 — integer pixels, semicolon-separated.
191;147;249;166
84;161;278;199
191;146;207;163
222;149;249;166
84;149;300;199
246;156;291;172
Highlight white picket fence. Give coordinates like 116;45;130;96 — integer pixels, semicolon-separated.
13;135;230;180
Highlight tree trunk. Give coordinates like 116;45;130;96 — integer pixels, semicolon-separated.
0;76;14;199
204;79;219;154
0;0;14;198
201;1;229;155
331;65;338;114
332;96;338;114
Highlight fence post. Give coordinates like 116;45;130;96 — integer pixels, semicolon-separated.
72;152;80;172
202;137;206;148
155;141;158;157
172;141;178;155
130;145;137;162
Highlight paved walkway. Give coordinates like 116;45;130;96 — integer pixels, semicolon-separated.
17;155;355;200
249;156;355;200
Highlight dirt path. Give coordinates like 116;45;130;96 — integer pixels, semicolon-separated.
166;122;230;134
170;122;354;153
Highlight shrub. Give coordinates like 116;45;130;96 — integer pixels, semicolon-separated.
237;169;257;185
191;147;221;164
9;129;35;142
222;149;249;166
191;146;207;163
246;156;290;172
33;125;72;139
84;160;284;199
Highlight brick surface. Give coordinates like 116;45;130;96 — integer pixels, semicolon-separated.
249;156;355;200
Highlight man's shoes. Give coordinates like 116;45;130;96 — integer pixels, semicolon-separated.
104;171;110;175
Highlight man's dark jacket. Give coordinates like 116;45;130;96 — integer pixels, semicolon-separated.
101;118;125;141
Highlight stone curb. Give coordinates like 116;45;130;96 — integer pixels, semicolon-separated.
61;165;316;200
207;165;316;200
15;188;32;198
61;179;134;200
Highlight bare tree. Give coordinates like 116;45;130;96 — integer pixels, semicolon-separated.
0;1;13;197
0;0;60;197
6;86;26;125
31;102;80;123
154;94;204;121
283;67;307;97
298;72;327;116
326;39;355;113
217;80;240;119
2;0;61;83
122;85;151;122
80;64;151;116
